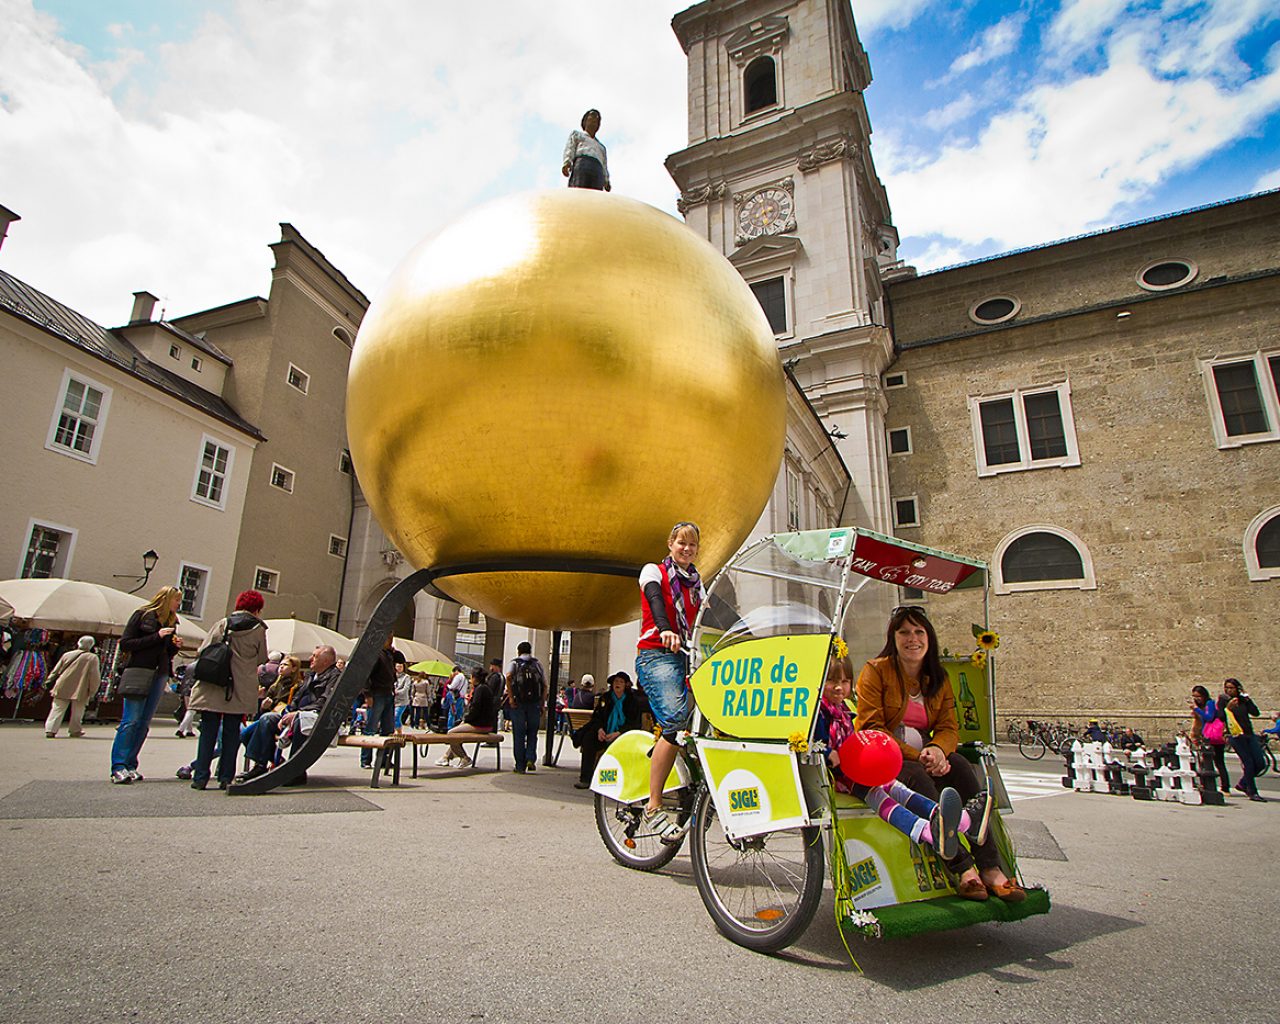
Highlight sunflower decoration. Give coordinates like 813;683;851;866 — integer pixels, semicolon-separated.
831;636;849;660
972;624;1000;651
969;624;998;669
788;730;809;753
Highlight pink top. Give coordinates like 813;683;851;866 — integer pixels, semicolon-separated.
900;695;928;749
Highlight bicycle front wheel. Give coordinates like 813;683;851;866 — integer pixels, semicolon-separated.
594;794;683;871
688;786;824;953
1019;733;1048;760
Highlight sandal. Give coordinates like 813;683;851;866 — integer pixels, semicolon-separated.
984;877;1027;903
956;876;988;901
930;787;962;860
642;806;688;845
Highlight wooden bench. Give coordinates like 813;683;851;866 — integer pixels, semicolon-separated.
399;730;505;776
551;707;596;766
335;733;406;788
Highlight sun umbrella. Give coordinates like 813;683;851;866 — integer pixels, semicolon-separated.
408;659;453;677
262;618;355;659
0;578;202;641
392;636;450;663
0;596;13;625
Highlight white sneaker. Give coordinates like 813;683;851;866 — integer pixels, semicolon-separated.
435;754;455;767
455;755;473;769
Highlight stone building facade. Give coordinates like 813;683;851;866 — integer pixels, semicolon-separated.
884;192;1280;720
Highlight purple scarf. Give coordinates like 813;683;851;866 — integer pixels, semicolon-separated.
821;696;855;793
662;556;702;643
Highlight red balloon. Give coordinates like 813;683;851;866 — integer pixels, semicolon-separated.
838;730;903;788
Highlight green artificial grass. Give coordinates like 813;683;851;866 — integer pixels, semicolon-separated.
841;886;1051;939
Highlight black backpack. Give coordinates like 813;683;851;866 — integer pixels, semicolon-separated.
513;658;543;705
192;614;255;699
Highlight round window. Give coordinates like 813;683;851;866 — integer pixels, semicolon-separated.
969;296;1020;325
1137;259;1197;291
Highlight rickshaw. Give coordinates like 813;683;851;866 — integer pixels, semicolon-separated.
592;527;1050;953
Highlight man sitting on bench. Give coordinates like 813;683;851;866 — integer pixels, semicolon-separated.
437;667;499;769
238;644;340;784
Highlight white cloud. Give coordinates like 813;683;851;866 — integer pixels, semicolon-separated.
1254;167;1280;192
1047;0;1132;54
948;14;1026;77
884;3;1280;258
0;0;690;325
921;94;980;131
852;0;934;35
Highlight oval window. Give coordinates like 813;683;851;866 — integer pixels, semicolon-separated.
1137;259;1197;291
969;296;1020;325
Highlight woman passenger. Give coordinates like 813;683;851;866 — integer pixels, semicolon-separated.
854;606;1024;902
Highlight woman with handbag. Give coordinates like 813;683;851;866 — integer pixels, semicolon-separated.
110;586;184;784
1220;678;1266;802
44;635;100;738
1190;685;1230;794
188;590;268;790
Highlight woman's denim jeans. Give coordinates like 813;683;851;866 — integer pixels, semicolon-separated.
110;668;167;773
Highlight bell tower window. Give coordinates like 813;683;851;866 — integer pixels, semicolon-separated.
745;56;777;113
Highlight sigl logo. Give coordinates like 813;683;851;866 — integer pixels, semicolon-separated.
728;786;760;813
597;768;617;784
849;855;881;895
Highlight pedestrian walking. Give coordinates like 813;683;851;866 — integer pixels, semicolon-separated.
110;586;184;784
507;641;546;773
44;635;100;738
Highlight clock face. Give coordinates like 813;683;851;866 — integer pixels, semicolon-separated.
738;187;794;238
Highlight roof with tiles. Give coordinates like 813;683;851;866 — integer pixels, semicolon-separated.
0;268;264;441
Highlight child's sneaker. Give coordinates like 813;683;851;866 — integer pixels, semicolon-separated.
963;791;993;846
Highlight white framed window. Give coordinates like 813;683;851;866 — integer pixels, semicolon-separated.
253;567;279;594
785;463;801;531
46;369;112;464
287;363;310;394
1200;350;1280;449
191;435;234;510
888;427;912;456
190;356;202;372
993;525;1097;595
1137;258;1197;292
884;372;908;390
270;463;295;493
17;519;77;579
317;610;337;629
328;535;348;558
1244;506;1280;582
893;496;919;528
169;344;181;360
339;449;353;475
177;562;211;619
969;296;1021;325
748;274;792;338
969;382;1081;477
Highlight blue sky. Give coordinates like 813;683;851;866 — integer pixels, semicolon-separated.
2;0;1277;322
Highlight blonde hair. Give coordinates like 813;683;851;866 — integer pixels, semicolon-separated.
669;521;700;542
139;586;181;627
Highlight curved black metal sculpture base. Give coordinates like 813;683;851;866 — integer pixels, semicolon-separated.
227;558;639;795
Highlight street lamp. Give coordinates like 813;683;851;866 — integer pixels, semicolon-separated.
114;549;160;594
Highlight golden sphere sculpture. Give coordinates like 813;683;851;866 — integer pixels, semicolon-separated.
347;189;785;630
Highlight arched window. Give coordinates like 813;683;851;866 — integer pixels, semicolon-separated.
745;56;777;113
993;526;1096;595
1244;506;1280;581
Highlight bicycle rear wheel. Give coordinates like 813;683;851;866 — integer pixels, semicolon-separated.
594;794;683;871
688;786;824;953
1018;733;1048;760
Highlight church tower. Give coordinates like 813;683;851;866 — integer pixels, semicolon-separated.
667;0;909;534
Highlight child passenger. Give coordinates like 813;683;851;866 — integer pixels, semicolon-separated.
815;649;988;859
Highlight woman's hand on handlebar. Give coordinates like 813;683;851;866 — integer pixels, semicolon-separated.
660;630;682;653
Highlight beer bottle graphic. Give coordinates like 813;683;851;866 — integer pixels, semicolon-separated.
957;671;980;734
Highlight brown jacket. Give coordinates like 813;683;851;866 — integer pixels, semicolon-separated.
188;613;268;717
47;649;101;703
853;656;960;761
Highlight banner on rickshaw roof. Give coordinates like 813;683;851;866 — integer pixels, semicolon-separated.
690;634;829;741
695;739;814;839
775;528;987;594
